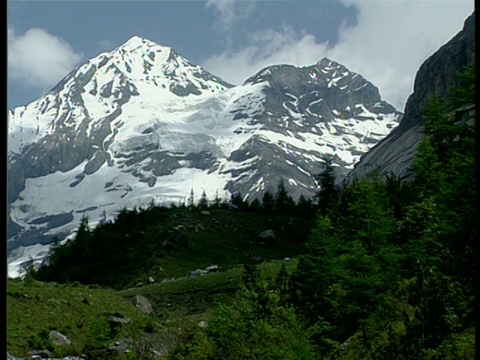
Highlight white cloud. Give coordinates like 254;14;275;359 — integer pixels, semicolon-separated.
205;0;257;31
203;26;330;85
329;0;474;110
202;1;474;110
8;27;82;90
206;0;237;30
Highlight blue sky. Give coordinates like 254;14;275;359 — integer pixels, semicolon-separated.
7;0;474;110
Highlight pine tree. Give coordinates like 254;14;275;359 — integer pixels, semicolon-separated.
197;190;209;209
187;188;195;209
262;190;275;213
274;179;295;215
315;157;339;214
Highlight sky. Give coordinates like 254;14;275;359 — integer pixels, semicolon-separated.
7;0;474;111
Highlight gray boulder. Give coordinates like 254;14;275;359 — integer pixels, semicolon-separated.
108;315;131;327
132;294;153;315
258;229;276;246
49;330;71;346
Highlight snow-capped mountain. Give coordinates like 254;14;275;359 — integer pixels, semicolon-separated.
7;36;400;276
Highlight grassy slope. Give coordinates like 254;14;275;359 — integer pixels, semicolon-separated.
7;278;154;358
8;208;304;358
123;207;311;287
120;258;298;317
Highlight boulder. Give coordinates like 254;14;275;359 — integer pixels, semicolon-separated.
205;265;219;273
258;229;275;239
49;330;71;346
189;269;209;277
132;294;153;315
28;350;52;359
198;320;208;329
258;229;276;246
108;315;131;327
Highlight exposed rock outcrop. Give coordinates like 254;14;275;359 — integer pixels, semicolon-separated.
345;12;475;183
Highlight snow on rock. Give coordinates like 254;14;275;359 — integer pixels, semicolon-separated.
7;37;400;277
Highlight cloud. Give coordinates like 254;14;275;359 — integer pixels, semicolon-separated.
8;27;82;90
205;0;257;31
205;0;237;30
202;1;474;110
203;26;329;85
328;0;474;110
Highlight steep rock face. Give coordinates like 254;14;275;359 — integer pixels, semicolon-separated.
224;59;399;201
7;37;400;276
345;12;475;183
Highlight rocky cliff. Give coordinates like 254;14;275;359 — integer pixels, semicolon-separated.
345;12;475;183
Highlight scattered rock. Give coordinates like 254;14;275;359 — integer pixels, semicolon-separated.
258;229;276;245
132;294;153;315
189;264;220;277
148;276;155;284
201;210;210;216
198;320;208;329
136;282;144;288
259;229;275;238
49;330;71;346
205;265;219;273
189;269;208;278
28;349;52;359
108;315;131;327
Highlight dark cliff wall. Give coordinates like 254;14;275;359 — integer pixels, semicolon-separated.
345;12;475;183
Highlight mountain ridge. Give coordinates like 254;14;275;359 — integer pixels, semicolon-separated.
7;35;400;277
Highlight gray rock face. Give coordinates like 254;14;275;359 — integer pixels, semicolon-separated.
244;58;396;131
345;12;475;183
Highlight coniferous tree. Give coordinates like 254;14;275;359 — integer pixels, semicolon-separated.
212;189;221;209
230;191;247;210
262;190;275;213
198;190;209;209
296;194;315;219
274;179;295;215
187;188;195;209
315;157;339;214
249;198;261;213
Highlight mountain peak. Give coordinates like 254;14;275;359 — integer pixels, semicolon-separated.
115;35;170;54
123;35;147;46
